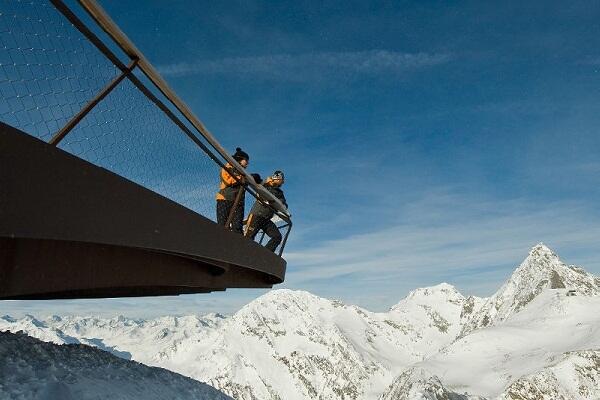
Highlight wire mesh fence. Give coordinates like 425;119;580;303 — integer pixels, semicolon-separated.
58;77;220;218
0;0;291;253
0;0;119;141
0;0;221;221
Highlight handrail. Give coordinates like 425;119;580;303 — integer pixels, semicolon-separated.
77;0;291;222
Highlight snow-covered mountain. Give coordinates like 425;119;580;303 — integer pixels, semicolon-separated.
1;288;470;399
2;243;599;399
390;283;486;346
383;243;600;399
461;243;600;336
0;330;232;400
202;286;481;399
410;288;600;398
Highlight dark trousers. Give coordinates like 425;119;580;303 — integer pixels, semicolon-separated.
246;214;282;252
216;200;244;233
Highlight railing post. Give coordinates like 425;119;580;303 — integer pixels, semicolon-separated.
225;186;245;231
278;223;292;256
49;59;139;146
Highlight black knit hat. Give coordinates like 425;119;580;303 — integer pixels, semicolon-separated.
232;147;249;162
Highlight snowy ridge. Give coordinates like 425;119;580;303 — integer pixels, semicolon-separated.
378;367;484;400
390;283;486;343
170;288;471;400
380;346;600;400
2;244;600;399
0;288;473;400
461;243;600;336
499;350;600;400
413;288;600;398
0;330;232;400
0;313;227;363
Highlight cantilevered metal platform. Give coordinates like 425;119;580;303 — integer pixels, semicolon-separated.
0;123;285;299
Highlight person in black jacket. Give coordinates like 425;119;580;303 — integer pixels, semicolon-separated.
245;170;288;252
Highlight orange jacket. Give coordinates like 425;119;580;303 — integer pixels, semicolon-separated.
216;163;244;201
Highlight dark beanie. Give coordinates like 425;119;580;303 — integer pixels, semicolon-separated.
232;147;249;162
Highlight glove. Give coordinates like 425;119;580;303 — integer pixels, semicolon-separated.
250;173;262;184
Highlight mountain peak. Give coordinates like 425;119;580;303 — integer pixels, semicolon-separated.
399;283;464;305
254;288;320;304
237;289;328;318
410;282;459;295
514;243;563;282
526;242;559;262
461;244;600;335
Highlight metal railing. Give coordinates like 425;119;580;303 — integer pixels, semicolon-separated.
0;0;292;255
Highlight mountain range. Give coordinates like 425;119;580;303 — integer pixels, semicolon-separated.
1;243;599;399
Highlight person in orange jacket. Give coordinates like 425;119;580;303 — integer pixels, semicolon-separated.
216;147;249;233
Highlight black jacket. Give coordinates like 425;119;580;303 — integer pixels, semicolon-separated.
250;184;287;220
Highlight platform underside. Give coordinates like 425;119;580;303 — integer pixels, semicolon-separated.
0;123;286;299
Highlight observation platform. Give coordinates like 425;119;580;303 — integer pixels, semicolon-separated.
0;0;291;300
0;123;286;299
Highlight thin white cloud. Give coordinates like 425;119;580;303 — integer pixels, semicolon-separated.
283;194;600;300
157;50;452;80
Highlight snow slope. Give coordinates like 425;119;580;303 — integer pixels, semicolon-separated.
0;330;232;400
413;290;600;398
499;350;600;400
379;367;484;400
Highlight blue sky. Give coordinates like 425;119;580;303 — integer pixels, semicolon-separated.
3;0;600;317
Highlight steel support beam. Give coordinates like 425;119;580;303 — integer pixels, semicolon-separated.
50;59;138;146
